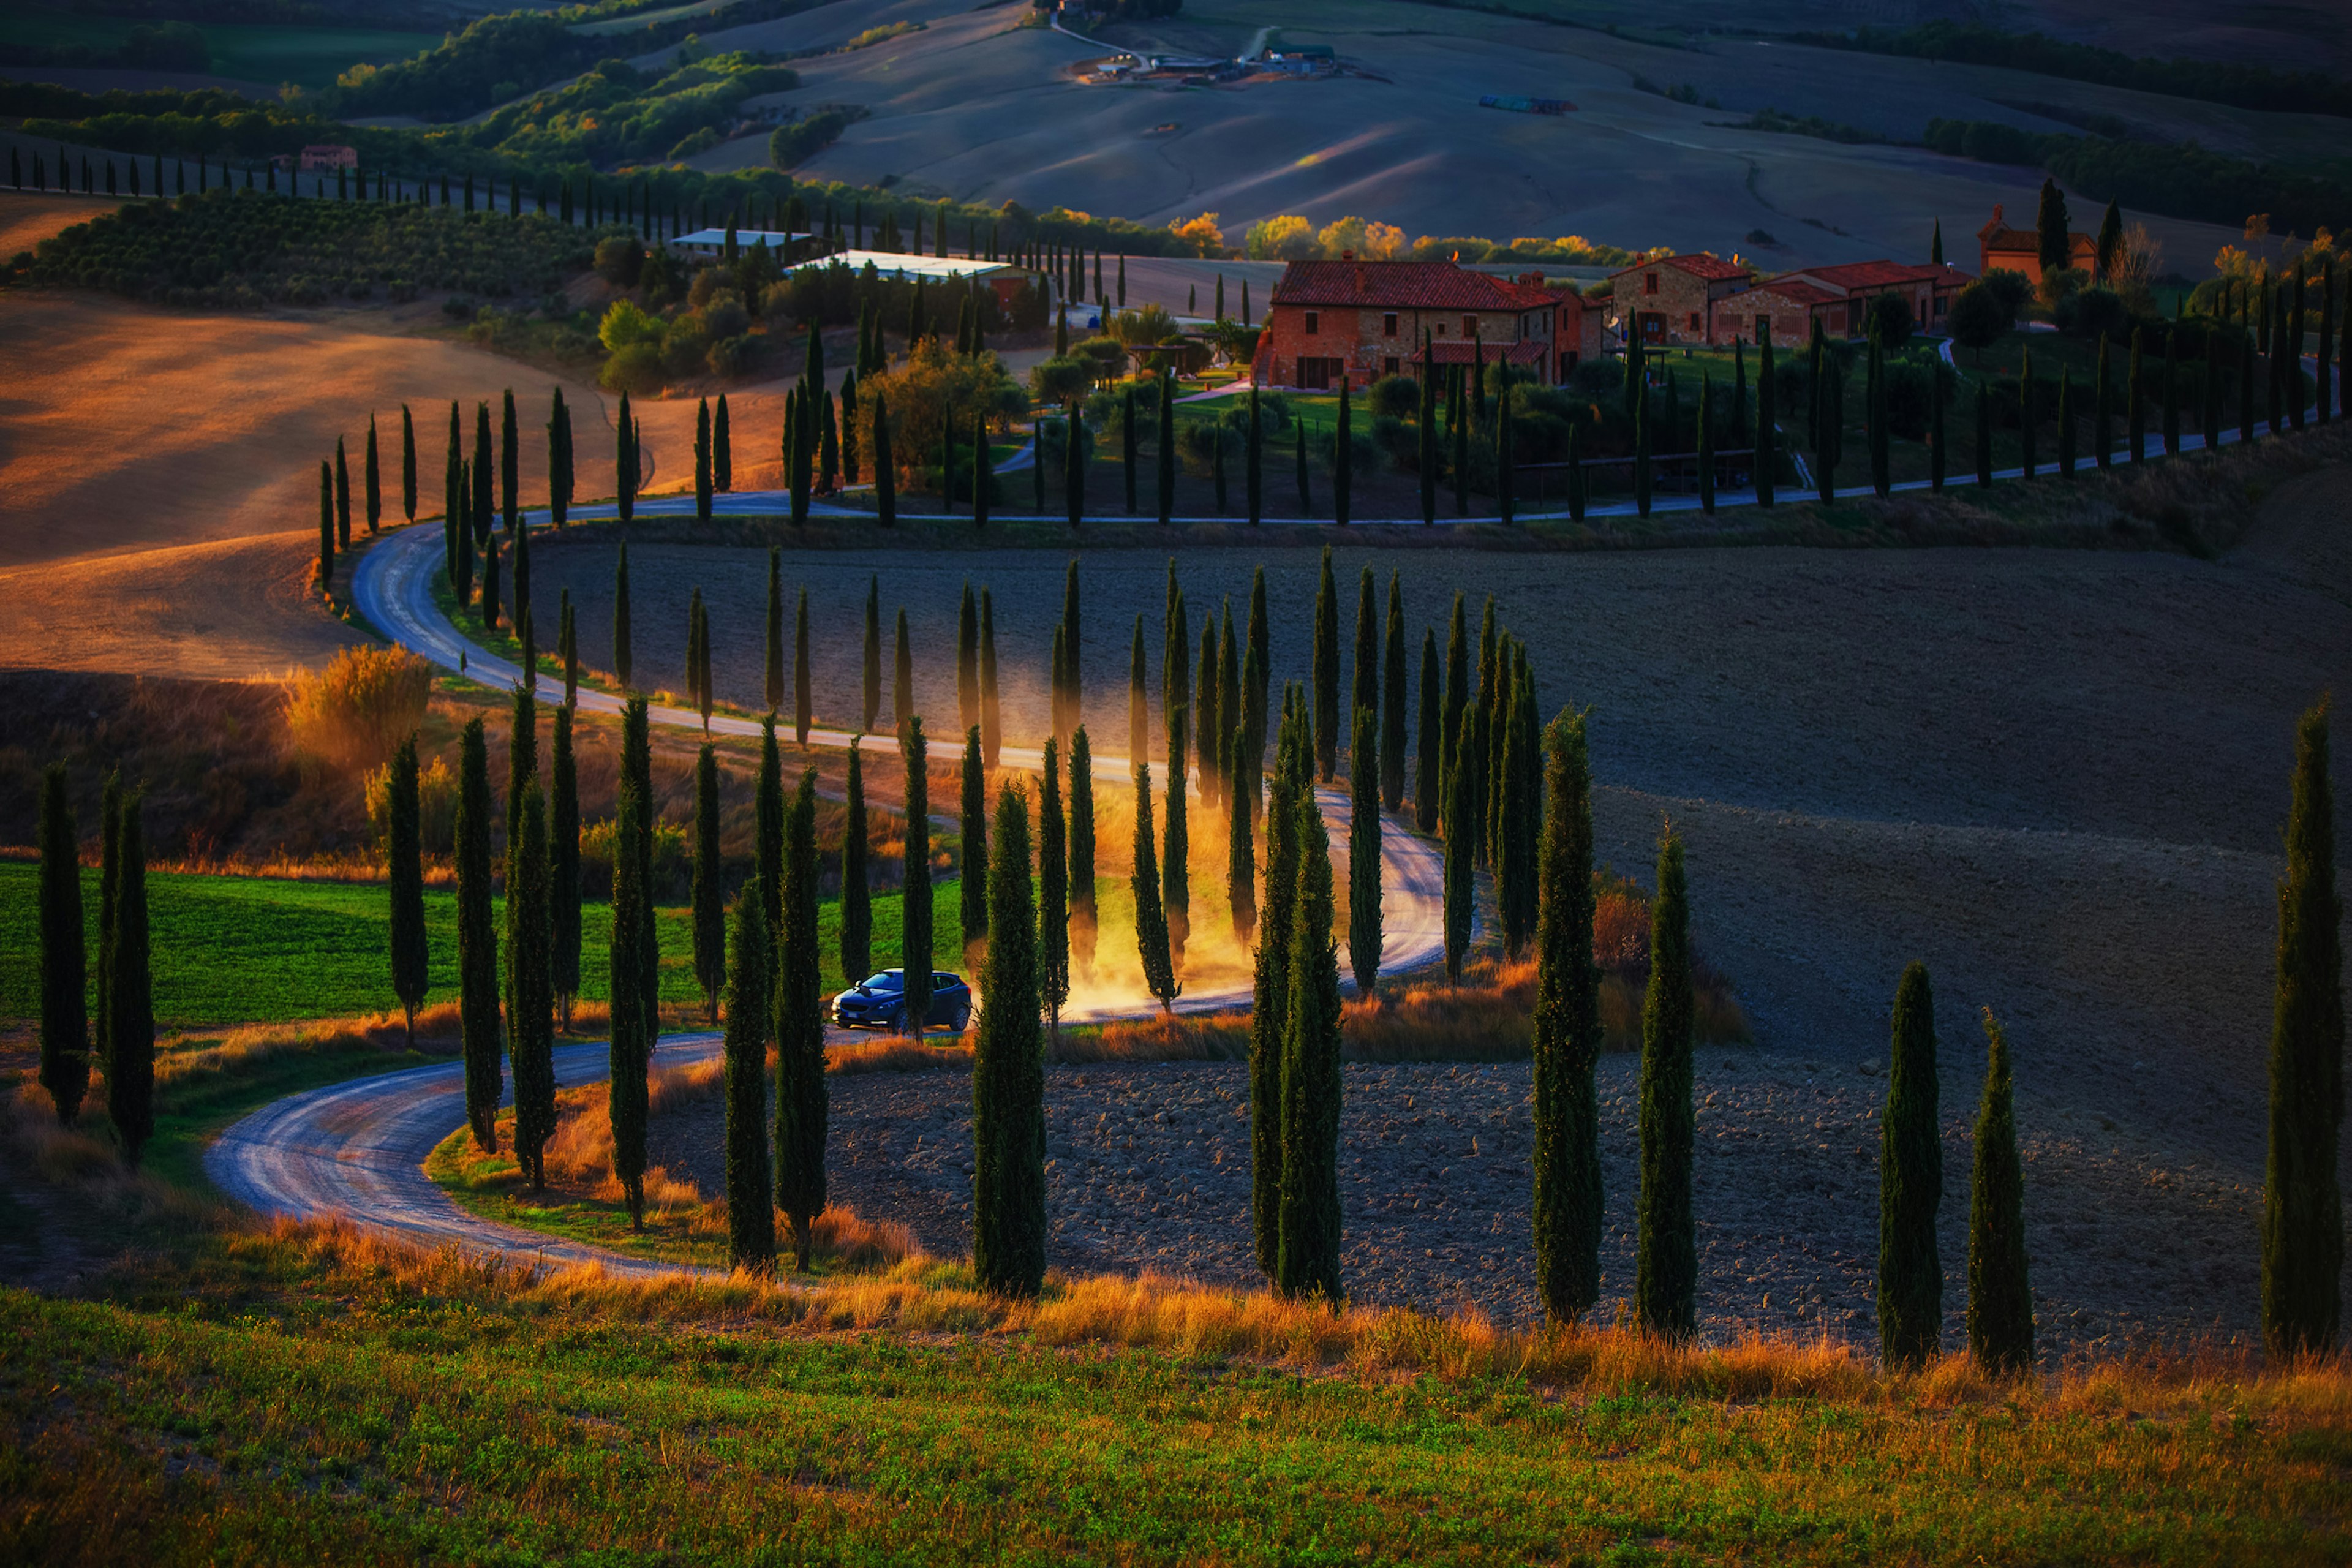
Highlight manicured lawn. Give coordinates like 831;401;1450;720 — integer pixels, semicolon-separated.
0;862;967;1028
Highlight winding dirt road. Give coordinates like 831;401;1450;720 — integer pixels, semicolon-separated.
208;519;1448;1270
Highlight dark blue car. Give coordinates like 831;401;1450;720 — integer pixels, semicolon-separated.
830;969;972;1033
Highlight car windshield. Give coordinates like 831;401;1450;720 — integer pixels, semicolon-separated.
860;972;902;991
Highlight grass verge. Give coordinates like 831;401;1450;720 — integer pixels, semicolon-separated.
3;1211;2348;1564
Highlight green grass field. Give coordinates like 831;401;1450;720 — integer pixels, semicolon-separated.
0;8;437;90
6;1239;2348;1564
0;862;967;1028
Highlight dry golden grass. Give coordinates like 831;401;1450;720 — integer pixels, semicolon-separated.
1;1076;215;1233
0;193;122;259
237;1212;2352;1417
282;645;432;776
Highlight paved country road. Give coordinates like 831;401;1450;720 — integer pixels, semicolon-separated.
206;522;1449;1276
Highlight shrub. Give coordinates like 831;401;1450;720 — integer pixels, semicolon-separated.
2057;285;2130;342
580;814;688;901
601;342;666;394
594;236;644;288
769;108;853;170
284;647;433;775
1366;375;1418;420
365;754;458;856
1864;291;1915;347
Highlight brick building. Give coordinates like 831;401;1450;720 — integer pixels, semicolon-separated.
1713;278;1843;349
1977;203;2095;285
1254;258;1603;390
1606;252;1753;347
1765;260;1977;337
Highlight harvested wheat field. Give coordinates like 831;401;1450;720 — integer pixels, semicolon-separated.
0;192;123;260
524;476;2352;1350
0;292;817;570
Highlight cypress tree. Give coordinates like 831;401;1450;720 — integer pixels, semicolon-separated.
1441;708;1475;982
1196;615;1223;809
796;586;813;746
106;793;154;1166
973;778;1046;1296
2128;326;2147;462
1348;705;1382;998
501;389;519;529
1441;594;1468;804
1060;559;1084;745
874;392;896;525
1635;384;1654;516
508;783;554;1189
2163;326;2182;456
723;876;775;1272
894;608;913;737
2095;333;2117;466
1123;385;1139;514
1635;824;1697;1340
764;549;785;712
692;744;725;1021
1532;709;1603;1324
1227;707;1257;948
402;402;418;522
1415;628;1442;833
1276;767;1344;1302
1039;736;1071;1036
609;698;655;1224
901;718;933;1035
386;737;429;1046
1968;1009;2035;1374
317;460;335;591
1419;336;1438;524
1129;615;1149;769
2263;696;2343;1358
1065;403;1085;528
981;588;1001;767
1230;595;1254;790
335;437;352;549
473;402;495;538
612;542;633;690
1133;761;1178;1011
1253;695;1307;1278
1163;564;1189;778
1069;726;1096;977
715;393;734;490
778;769;828;1268
2289;268;2308;431
1374;574;1408;812
1158;370;1177;525
456;718;502;1151
1755;321;1777;507
1495;670;1539;954
1312;545;1338;782
551;707;580;1030
1880;962;1944;1370
695;397;714;520
481;531;501;633
1212;421;1227;513
1975;380;1994;487
37;764;89;1123
822;731;861;986
2058;371;2076;477
1165;704;1190;974
1296;420;1312;516
686;589;707;726
1811;362;1835;505
549;387;570;529
1929;358;1947;490
959;582;981;737
962;726;989;967
2095;199;2122;282
96;773;119;1066
862;576;881;732
1246;389;1263;526
1349;565;1379;755
364;414;382;533
1866;336;1889;496
2018;347;2036;478
2034;176;2070;281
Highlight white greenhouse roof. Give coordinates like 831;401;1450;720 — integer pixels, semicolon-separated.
674;228;809;249
786;248;1027;281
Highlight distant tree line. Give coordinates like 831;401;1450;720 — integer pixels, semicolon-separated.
1800;21;2352;122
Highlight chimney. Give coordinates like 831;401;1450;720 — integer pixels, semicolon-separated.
1340;249;1354;261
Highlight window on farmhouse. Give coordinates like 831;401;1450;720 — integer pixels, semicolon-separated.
1462;314;1476;337
1645;273;1659;295
1305;311;1319;336
1688;312;1702;332
1383;312;1398;336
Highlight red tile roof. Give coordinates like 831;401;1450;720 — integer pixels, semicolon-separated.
1740;279;1845;307
1777;260;1973;291
1610;252;1749;283
1270;260;1566;311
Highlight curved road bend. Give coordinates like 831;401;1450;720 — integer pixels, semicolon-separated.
213;529;1449;1272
